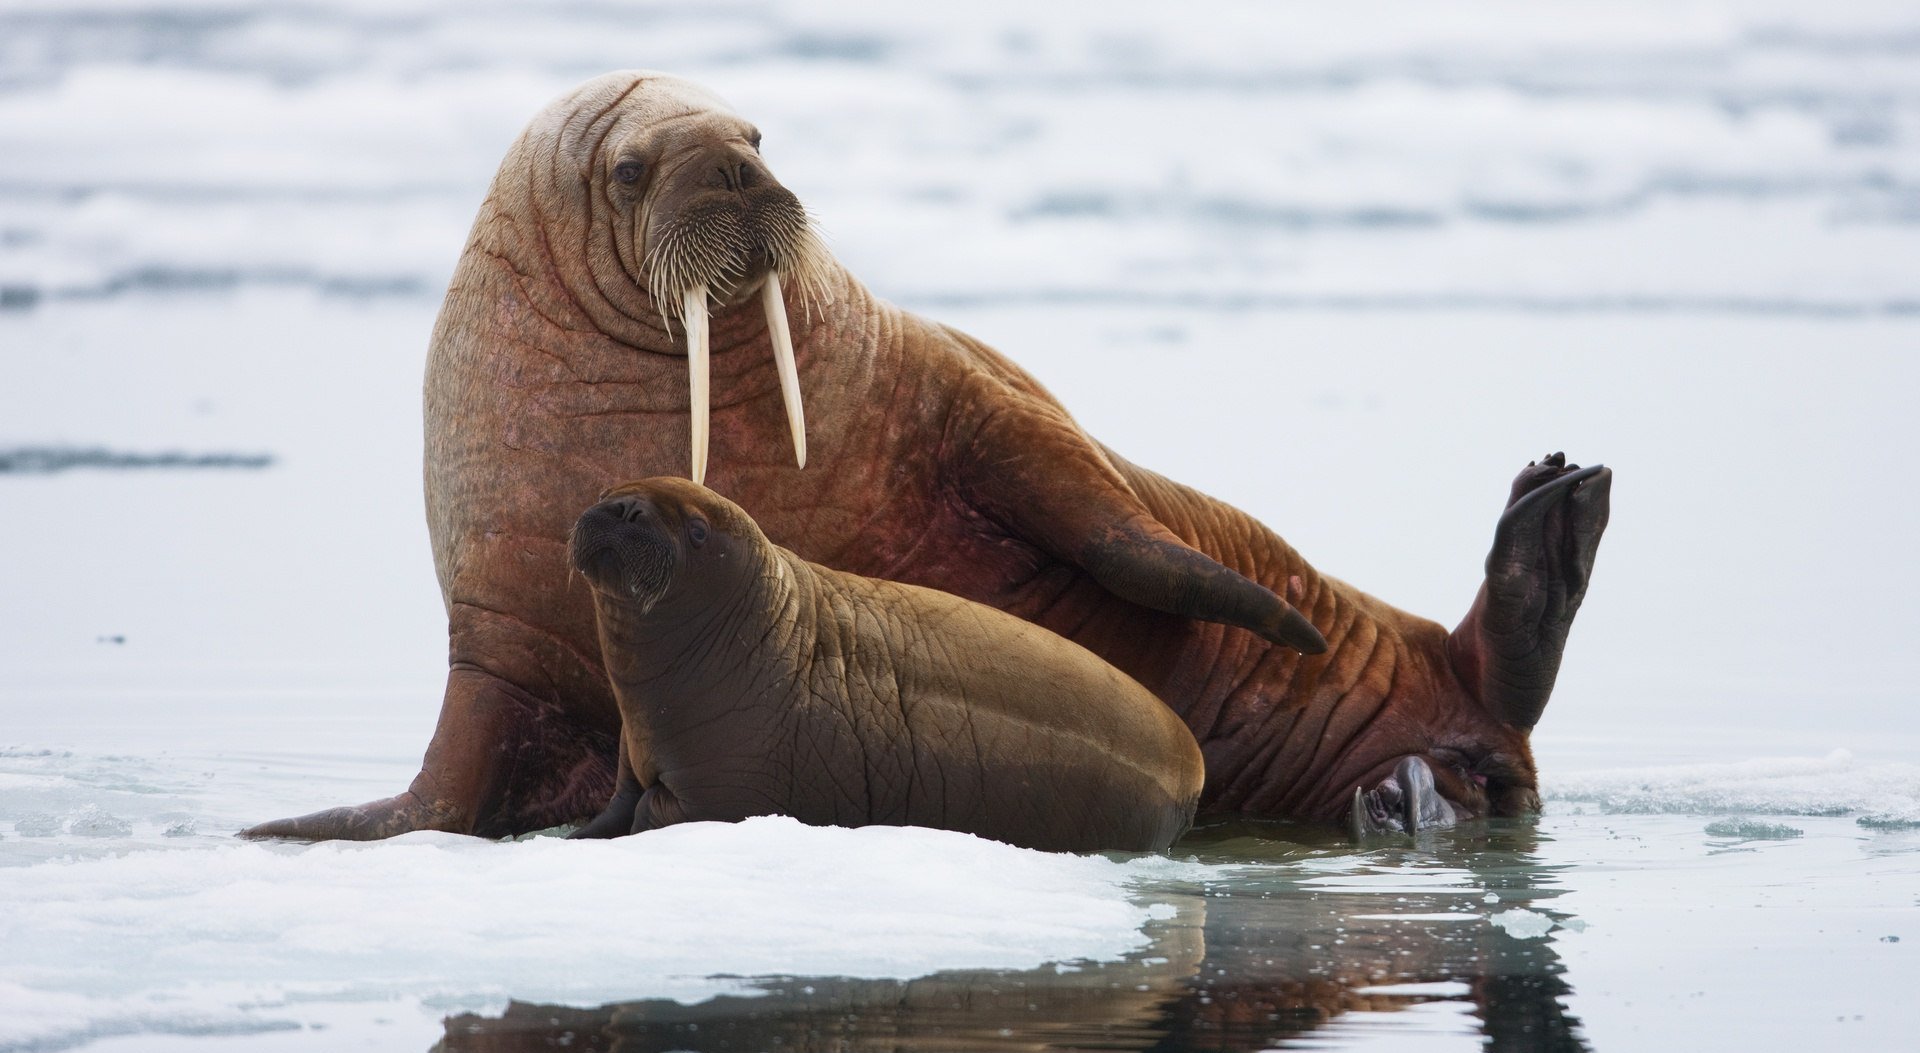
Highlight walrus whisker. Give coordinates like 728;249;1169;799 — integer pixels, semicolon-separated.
762;271;806;469
682;283;710;484
634;173;830;479
781;220;834;325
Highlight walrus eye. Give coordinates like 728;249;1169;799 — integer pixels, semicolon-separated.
747;130;762;151
687;519;709;547
613;160;644;185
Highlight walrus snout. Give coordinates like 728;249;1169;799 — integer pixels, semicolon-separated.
688;143;770;193
569;496;677;605
1347;756;1465;839
598;495;654;525
642;145;827;485
644;148;808;303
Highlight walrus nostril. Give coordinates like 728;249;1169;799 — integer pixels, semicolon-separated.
704;159;762;192
598;497;648;524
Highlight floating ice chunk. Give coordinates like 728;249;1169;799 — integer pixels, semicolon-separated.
14;813;60;837
163;819;198;838
0;816;1187;1051
1704;818;1803;840
1352;980;1474;998
68;804;134;837
1489;908;1555;940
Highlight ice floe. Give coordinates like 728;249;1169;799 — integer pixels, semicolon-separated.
1547;749;1920;826
0;817;1198;1051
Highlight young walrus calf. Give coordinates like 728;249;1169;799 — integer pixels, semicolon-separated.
566;477;1204;853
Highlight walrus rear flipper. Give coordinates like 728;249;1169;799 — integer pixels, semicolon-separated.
237;789;455;842
1449;453;1612;730
239;665;617;841
961;395;1325;654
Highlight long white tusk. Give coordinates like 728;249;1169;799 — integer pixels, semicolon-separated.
761;272;807;469
682;285;710;485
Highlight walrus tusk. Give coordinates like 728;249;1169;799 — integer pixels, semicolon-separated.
761;272;807;469
1346;756;1461;841
682;284;710;484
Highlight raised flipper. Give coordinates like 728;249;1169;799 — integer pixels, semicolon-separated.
239;663;617;841
958;386;1326;654
1449;452;1612;729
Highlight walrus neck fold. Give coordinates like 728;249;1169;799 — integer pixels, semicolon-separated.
593;552;800;739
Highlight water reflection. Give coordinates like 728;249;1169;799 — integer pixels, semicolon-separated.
436;820;1587;1052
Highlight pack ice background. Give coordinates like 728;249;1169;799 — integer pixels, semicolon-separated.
1;2;1917;1052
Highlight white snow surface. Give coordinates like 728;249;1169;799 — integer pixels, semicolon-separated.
0;816;1194;1051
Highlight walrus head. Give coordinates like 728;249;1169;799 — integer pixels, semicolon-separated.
569;477;764;618
520;72;834;483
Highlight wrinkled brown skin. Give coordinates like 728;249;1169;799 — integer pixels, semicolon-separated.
566;478;1204;853
241;72;1610;842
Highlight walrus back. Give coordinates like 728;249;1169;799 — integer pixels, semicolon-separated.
792;559;1206;853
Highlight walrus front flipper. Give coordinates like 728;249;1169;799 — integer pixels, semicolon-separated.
567;784;642;839
568;742;643;840
960;395;1326;654
1449;453;1612;729
240;665;616;841
1075;523;1327;654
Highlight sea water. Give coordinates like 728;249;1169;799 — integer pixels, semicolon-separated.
4;2;1918;1050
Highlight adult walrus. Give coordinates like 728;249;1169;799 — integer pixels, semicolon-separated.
242;71;1611;842
565;478;1203;852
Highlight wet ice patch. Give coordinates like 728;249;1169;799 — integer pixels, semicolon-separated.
1704;818;1804;840
0;981;303;1052
1855;815;1920;831
0;816;1194;1052
1547;749;1920;825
